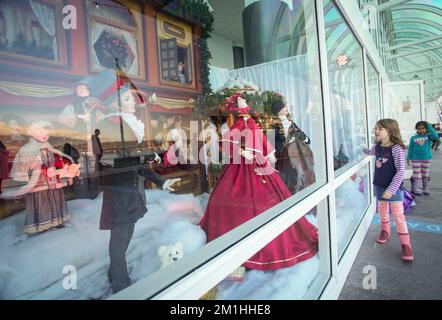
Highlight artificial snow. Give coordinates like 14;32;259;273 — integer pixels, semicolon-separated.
0;178;365;300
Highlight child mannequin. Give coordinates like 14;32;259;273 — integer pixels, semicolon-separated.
1;121;80;234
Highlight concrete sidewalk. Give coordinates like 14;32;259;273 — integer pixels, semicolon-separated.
339;148;442;300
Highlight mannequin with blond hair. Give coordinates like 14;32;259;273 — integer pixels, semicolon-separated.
0;121;80;234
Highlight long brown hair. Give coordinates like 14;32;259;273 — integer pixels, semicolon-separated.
376;118;405;149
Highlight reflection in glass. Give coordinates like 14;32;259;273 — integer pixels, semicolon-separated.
335;166;369;259
324;2;368;173
0;0;329;300
200;199;330;300
200;93;319;271
367;59;381;143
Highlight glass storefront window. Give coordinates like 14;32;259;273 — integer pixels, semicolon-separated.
199;198;331;300
367;58;381;144
324;0;368;175
335;165;370;260
0;0;328;300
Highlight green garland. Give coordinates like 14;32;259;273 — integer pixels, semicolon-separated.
194;89;285;119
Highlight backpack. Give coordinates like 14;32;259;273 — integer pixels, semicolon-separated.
402;187;416;213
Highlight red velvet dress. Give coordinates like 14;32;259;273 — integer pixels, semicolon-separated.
200;116;318;270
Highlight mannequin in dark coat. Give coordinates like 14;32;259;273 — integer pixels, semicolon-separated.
270;99;315;195
97;85;179;293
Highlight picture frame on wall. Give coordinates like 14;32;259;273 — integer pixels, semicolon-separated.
156;11;196;89
86;0;146;80
0;0;68;68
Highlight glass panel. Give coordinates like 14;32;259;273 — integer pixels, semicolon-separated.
391;9;442;22
335;166;370;260
392;22;441;35
384;83;423;143
409;0;442;9
0;0;328;300
367;59;381;144
324;1;368;174
195;0;328;299
199;199;331;300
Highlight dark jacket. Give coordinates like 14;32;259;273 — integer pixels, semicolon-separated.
99;163;165;230
272;117;311;158
272;117;315;194
0;145;9;179
97;116;165;230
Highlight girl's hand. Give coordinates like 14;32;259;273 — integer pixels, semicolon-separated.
382;191;393;199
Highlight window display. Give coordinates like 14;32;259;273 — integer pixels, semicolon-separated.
0;0;366;301
324;0;368;173
200;93;319;270
270;98;315;195
200;199;330;300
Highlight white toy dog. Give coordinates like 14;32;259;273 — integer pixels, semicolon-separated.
158;242;184;268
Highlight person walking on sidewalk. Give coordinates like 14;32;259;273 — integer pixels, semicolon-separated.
430;123;441;151
407;121;439;196
364;119;413;261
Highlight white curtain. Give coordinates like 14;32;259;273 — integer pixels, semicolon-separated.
209;55;312;136
329;68;366;162
120;29;138;75
91;23;138;75
209;65;230;92
0;3;15;51
29;0;57;60
91;23;105;70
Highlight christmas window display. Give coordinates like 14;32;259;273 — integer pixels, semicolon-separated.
143;93;203;195
0;0;337;301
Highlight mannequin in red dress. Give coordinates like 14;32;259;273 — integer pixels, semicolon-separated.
200;94;318;270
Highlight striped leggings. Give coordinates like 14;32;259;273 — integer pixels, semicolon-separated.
411;160;431;179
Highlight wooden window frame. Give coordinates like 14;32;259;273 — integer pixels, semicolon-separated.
86;0;146;80
0;0;68;69
156;11;196;89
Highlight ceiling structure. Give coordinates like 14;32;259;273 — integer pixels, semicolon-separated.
375;0;442;102
207;0;245;46
205;0;441;102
